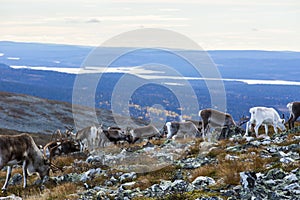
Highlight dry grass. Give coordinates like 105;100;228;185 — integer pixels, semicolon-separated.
190;164;218;181
0;127;299;199
191;139;285;186
185;138;203;157
135;165;179;190
42;183;79;200
277;132;300;147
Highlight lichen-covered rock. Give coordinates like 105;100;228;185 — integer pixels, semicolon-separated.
0;195;22;200
265;168;287;180
239;168;300;199
8;173;22;186
176;156;216;169
119;172;137;183
196;197;224;200
120;181;137;190
240;171;257;190
192;176;216;189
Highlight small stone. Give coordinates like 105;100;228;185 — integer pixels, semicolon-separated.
0;195;22;200
261;138;271;145
240;171;257;189
265;168;287;180
284;173;298;183
284;183;300;191
9;173;22;186
280;157;295;164
170;179;194;192
226;145;241;152
121;181;137;190
172;169;184;181
192;176;216;189
244;136;255;142
94;186;102;191
159;180;172;191
110;176;118;183
225;154;239;161
119;172;137;183
293;135;300;140
250;140;261;146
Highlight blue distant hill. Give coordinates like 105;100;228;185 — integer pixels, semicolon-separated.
1;41;300;80
1;41;300;121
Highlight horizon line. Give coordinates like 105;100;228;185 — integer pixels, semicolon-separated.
0;40;299;53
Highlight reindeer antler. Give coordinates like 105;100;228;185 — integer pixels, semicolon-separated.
43;141;64;172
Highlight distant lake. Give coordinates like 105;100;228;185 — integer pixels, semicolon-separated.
10;65;300;86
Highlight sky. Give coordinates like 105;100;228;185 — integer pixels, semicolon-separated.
1;0;299;51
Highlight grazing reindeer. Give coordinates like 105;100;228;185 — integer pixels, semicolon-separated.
165;121;200;139
287;102;300;129
75;125;114;151
126;125;160;144
245;107;286;137
199;108;236;138
0;134;51;192
75;125;102;152
103;127;130;144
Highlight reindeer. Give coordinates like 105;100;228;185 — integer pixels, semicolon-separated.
75;125;114;151
287;102;300;129
126;125;161;144
199;108;236;138
165;121;200;139
246;107;286;137
103;127;130;144
75;125;101;152
43;128;80;161
0;134;58;192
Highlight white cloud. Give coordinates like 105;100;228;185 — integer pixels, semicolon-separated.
158;8;181;12
96;15;188;22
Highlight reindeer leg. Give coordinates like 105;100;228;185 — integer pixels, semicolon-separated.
264;124;269;136
22;160;28;188
202;122;209;139
273;124;278;134
254;123;262;137
245;121;250;136
2;166;12;192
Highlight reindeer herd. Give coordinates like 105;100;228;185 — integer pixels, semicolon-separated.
1;101;300;191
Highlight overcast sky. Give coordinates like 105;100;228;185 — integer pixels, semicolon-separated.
1;0;299;50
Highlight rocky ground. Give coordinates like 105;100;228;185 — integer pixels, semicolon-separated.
0;125;299;200
0;92;299;199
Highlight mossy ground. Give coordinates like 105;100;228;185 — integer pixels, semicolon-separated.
0;125;299;199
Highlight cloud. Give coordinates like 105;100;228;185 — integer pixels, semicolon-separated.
158;8;181;12
97;15;188;22
86;18;101;23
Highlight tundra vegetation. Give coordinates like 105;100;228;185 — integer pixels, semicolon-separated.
0;121;299;200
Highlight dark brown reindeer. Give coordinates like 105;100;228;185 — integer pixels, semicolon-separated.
43;128;80;162
199;108;236;138
287;102;300;129
0;134;60;192
103;127;130;144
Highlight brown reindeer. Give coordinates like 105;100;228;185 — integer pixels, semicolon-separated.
126;125;160;144
199;108;236;138
0;134;51;192
287;102;300;129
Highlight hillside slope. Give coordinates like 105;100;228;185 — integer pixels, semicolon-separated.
0;91;145;134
